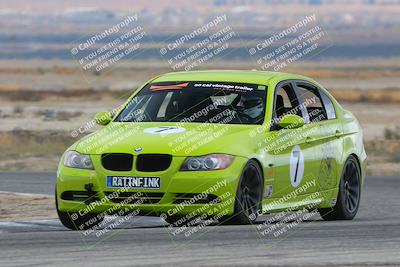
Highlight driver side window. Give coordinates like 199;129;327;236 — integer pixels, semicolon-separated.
272;83;301;130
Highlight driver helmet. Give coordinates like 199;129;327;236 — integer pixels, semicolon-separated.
242;96;263;118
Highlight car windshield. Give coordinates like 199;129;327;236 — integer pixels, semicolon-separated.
115;81;267;125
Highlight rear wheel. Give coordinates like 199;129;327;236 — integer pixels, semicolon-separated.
55;188;104;230
319;155;361;220
220;160;263;225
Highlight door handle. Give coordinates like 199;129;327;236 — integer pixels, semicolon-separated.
305;136;315;144
335;130;343;138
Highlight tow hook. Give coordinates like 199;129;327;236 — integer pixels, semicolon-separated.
84;183;96;205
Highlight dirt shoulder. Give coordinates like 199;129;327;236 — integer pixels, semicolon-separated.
0;192;57;221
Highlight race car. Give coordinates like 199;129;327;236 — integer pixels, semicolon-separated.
55;70;366;230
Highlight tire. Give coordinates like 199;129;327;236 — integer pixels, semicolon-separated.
220;160;263;225
55;188;104;230
319;155;361;221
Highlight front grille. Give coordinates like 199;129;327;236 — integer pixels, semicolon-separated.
61;191;99;204
102;153;133;171
173;193;220;204
104;191;164;204
136;154;172;172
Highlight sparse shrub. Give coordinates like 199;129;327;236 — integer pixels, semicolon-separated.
36;67;46;74
56;111;83;121
13;105;24;114
93;70;102;76
389;150;400;163
34;109;83;121
35;109;56;121
359;94;369;102
384;126;400;140
8;91;44;102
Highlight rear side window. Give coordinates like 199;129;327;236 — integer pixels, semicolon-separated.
319;91;336;119
294;83;327;123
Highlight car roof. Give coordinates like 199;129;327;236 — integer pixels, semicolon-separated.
151;70;312;85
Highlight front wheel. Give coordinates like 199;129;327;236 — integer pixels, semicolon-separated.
319;155;361;221
220;160;263;225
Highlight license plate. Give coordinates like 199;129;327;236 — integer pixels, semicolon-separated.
107;176;161;189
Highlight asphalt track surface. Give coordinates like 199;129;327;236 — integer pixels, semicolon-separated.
0;173;399;266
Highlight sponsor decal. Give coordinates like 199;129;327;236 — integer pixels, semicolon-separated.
265;185;273;198
318;142;337;190
144;126;186;135
149;82;189;91
290;145;304;187
193;82;256;93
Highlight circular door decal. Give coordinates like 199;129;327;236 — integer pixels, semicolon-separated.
290;145;304;187
144;126;185;135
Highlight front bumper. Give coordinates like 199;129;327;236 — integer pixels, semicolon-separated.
56;155;247;218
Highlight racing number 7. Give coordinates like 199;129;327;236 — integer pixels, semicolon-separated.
292;150;300;182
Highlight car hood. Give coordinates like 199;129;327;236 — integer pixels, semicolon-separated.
73;122;259;157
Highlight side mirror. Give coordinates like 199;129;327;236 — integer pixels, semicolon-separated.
278;114;304;129
95;111;112;126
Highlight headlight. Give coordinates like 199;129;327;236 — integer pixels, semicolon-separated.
180;154;235;171
64;151;94;170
